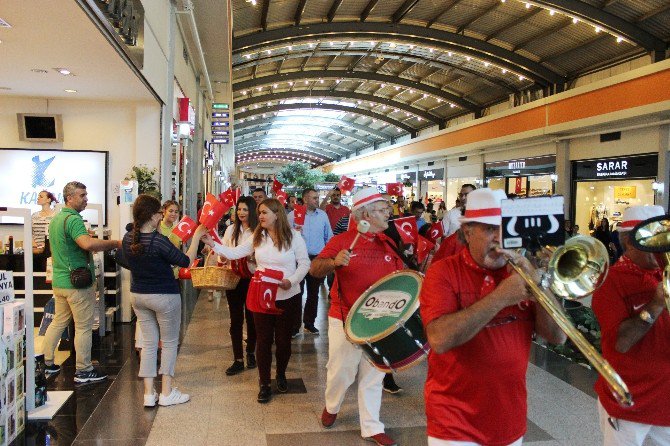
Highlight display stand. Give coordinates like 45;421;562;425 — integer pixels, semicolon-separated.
0;207;72;418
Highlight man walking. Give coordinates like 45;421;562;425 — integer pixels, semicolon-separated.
42;181;121;383
320;187;350;232
289;188;333;334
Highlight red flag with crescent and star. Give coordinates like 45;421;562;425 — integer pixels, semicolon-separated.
219;189;236;212
337;176;355;193
276;189;288;206
386;182;403;196
427;221;444;244
246;268;284;314
293;204;307;226
393;216;419;246
416;235;435;264
272;178;284;193
172;216;198;242
200;193;226;229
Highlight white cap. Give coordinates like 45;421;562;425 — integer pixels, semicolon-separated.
458;188;507;226
618;205;665;232
351;187;385;212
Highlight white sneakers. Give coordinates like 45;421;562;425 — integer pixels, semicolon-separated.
158;388;190;406
143;391;159;407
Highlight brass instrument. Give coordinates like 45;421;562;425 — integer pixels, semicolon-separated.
502;235;633;407
630;214;670;313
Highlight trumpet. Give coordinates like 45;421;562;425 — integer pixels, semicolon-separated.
499;235;633;407
630;214;670;313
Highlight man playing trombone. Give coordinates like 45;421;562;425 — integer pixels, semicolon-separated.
592;205;670;446
419;188;566;446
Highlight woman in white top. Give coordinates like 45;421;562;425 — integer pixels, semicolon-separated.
32;190;58;253
221;196;259;376
203;198;309;404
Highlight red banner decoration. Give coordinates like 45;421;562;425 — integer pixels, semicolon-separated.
393;216;419;246
347;216;356;232
178;258;200;280
272;178;284;193
337;176;355;193
276;189;288;205
219;188;236;211
416;235;435;264
246;268;284;314
515;177;523;194
427;221;444;244
234;187;242;204
293;204;307;226
231;257;253;279
386;182;403;196
172;216;198;242
200;193;226;229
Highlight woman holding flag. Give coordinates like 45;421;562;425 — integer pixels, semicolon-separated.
220;196;259;376
202;198;309;404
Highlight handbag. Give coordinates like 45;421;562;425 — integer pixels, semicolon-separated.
63;215;94;289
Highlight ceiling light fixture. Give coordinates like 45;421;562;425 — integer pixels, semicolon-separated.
54;68;72;76
572;17;579;24
549;9;555;15
595;26;601;33
64;89;77;93
242;90;247;95
31;69;48;73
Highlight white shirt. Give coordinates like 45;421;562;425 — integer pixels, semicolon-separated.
212;229;310;301
441;207;463;237
221;225;256;275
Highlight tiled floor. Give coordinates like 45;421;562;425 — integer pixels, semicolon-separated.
28;286;654;446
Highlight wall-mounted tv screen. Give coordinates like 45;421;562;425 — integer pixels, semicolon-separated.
0;148;108;225
17;114;64;142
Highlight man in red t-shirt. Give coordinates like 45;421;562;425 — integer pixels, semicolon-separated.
310;187;404;446
592;205;670;446
420;188;565;446
320;187;351;231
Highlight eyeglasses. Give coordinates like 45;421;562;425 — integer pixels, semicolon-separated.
369;206;390;214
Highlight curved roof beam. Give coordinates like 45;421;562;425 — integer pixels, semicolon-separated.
530;0;665;53
236;135;350;156
233;50;515;93
237;149;330;163
234;70;478;114
235;103;417;136
232;23;565;85
235;123;377;145
235;115;391;140
235;90;443;125
235;137;347;157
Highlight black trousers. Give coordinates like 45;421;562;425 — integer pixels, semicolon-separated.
226;278;255;360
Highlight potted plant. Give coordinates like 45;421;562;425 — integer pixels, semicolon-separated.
125;165;161;199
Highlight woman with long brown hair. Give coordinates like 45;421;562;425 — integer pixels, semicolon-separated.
121;194;206;407
202;198;309;404
220;196;259;376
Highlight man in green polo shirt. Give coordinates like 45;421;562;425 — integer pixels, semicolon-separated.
42;181;121;383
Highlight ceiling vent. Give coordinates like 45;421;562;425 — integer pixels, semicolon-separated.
0;18;12;28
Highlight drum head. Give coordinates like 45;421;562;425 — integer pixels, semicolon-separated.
345;269;423;344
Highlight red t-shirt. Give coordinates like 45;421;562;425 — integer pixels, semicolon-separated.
420;249;536;445
592;256;670;425
431;231;465;264
318;229;405;321
324;204;350;231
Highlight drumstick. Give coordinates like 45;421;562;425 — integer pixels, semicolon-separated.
348;220;371;252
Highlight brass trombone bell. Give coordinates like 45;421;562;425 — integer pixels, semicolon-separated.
547;235;610;300
630;215;670;253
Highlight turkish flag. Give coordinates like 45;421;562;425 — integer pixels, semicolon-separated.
178;258;200;280
386;182;403;196
200;193;226;229
172;216;198;242
515;177;523;194
208;228;222;244
416;235;435;264
394;216;419;246
219;188;236;212
293;204;307;226
427;221;444;244
337;176;355;193
234;187;242;203
246;268;284;314
272;178;283;193
347;216;356;232
276;189;288;205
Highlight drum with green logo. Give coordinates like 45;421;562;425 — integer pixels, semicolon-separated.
345;270;430;372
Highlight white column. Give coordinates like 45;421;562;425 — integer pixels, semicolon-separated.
555;140;571;219
160;4;177;199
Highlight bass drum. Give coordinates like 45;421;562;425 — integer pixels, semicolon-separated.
344;269;430;372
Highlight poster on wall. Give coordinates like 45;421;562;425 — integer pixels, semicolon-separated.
0;149;108;225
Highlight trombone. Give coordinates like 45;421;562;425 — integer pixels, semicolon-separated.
630;214;670;313
501;235;633;407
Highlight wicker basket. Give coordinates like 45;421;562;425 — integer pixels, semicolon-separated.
190;252;241;291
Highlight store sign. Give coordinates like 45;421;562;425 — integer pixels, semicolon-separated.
419;168;444;181
0;149;108;225
509;161;526;169
573;154;657;180
501;196;565;250
485;155;556;178
614;186;637;199
396;172;417;182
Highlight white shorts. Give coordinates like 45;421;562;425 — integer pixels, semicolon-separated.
427;436;523;446
598;400;670;446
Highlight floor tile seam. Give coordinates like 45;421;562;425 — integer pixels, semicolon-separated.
527;362;597;402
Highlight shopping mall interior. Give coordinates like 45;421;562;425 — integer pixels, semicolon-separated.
0;0;669;445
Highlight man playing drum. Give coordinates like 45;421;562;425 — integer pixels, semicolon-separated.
592;205;670;446
310;187;404;446
419;188;565;446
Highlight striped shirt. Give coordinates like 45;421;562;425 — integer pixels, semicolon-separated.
32;211;54;249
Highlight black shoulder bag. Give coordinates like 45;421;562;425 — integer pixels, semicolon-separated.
63;215;94;289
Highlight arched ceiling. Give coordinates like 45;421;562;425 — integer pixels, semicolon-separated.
207;0;669;171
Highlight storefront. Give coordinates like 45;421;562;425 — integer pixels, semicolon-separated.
418;168;444;204
571;153;658;234
484;155;556;198
396;171;417;201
